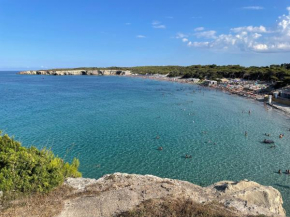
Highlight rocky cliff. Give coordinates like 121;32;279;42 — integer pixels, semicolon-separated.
19;70;132;76
57;173;285;217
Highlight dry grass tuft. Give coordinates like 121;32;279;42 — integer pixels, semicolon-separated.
117;197;266;217
0;185;72;217
0;185;102;217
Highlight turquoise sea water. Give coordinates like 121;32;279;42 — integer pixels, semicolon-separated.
1;71;290;214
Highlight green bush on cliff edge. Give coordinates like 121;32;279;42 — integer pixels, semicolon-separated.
0;131;81;193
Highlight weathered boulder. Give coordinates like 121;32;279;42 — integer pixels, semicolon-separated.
57;173;285;217
208;180;285;216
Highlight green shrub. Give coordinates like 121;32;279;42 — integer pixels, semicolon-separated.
0;132;81;193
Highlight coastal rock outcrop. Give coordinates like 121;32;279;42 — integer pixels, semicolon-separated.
19;70;132;76
57;173;285;217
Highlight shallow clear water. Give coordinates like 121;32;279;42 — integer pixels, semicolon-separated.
1;71;290;214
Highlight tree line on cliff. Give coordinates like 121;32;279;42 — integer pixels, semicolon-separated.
131;64;290;85
50;64;290;85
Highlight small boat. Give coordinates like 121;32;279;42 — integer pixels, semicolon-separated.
263;139;274;144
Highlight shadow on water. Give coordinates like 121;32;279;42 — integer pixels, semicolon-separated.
275;184;290;190
273;171;288;175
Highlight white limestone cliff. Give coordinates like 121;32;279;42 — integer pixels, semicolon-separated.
19;70;132;76
57;173;285;217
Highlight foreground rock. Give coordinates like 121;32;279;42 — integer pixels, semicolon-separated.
19;70;131;76
57;173;285;217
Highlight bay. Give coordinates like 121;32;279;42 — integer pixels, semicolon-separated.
0;71;289;213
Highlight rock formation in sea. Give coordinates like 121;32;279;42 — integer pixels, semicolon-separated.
18;70;132;76
56;173;285;217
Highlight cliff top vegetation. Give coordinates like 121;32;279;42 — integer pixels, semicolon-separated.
46;64;290;85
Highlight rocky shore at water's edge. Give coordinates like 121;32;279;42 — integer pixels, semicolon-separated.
19;70;132;76
57;173;285;217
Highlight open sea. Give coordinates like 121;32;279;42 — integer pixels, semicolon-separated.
0;71;290;214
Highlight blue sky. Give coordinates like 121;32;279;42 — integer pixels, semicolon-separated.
1;0;290;70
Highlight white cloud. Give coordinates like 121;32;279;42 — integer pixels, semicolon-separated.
153;25;166;29
152;21;161;25
136;35;146;38
182;38;189;42
231;25;267;33
253;33;262;39
243;6;264;10
188;41;210;47
179;7;290;53
176;32;188;38
194;27;205;32
252;44;268;51
152;21;166;29
194;30;217;39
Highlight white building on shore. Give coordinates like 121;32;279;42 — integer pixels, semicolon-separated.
203;80;217;86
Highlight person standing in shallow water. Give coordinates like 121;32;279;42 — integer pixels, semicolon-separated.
245;131;248;136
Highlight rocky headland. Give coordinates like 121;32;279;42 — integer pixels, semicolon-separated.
18;70;132;76
56;173;285;217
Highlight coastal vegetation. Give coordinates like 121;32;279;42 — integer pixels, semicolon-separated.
48;64;290;85
0;132;81;194
117;197;267;217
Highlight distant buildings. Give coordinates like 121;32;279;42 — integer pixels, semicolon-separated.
203;80;217;86
278;86;290;99
186;78;200;83
271;86;290;106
